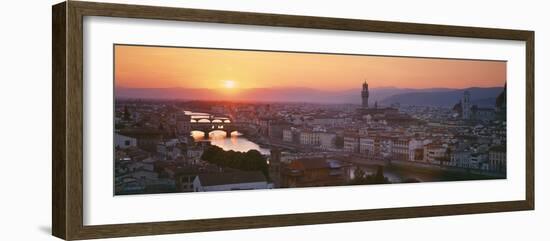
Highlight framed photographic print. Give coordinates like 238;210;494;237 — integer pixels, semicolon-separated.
52;1;534;240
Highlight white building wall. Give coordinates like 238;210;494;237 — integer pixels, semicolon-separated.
319;133;336;150
282;129;293;142
359;137;374;155
193;177;271;192
115;133;137;149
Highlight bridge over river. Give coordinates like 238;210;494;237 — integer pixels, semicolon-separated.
181;114;251;138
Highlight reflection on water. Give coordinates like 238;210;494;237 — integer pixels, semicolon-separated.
191;130;270;155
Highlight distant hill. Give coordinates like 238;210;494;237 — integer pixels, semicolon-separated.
115;86;503;106
115;87;354;103
366;87;454;102
380;87;503;107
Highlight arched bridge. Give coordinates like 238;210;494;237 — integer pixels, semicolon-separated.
188;115;243;138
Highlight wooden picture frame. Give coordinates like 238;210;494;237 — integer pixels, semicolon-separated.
52;1;534;240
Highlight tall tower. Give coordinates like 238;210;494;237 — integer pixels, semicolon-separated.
462;90;471;120
361;80;369;109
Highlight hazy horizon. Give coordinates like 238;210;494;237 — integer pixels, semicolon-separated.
115;85;503;90
115;45;506;92
115;85;504;107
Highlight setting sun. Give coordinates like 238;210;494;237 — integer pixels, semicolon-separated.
115;45;505;90
224;80;236;89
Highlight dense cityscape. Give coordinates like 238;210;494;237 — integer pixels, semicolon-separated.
114;81;507;195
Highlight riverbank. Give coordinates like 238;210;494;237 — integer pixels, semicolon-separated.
353;161;504;183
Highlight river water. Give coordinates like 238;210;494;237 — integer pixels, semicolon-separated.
185;110;270;155
191;130;270;155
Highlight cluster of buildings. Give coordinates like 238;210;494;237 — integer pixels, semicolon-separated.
113;102;275;195
114;80;508;194
114;133;274;194
269;81;507;178
265;148;358;188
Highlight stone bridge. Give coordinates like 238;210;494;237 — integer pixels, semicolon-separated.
176;113;256;138
188;115;243;138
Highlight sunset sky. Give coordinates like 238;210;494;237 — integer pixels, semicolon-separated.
115;45;506;91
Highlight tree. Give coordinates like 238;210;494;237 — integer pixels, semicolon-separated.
201;146;270;179
374;165;385;182
349;167;367;185
354;167;366;180
115;123;126;130
123;105;132;121
437;148;452;166
349;165;390;185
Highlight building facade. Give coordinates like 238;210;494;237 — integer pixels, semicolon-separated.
343;134;360;153
489;145;506;173
319;132;337;150
299;130;320;146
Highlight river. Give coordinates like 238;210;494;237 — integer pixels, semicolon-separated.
191;130;271;155
185;110;270;155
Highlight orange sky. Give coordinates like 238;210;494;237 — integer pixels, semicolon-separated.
115;45;506;90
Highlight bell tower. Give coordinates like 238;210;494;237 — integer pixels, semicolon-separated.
361;80;369;109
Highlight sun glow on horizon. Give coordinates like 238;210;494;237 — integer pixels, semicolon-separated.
115;45;506;90
224;80;236;89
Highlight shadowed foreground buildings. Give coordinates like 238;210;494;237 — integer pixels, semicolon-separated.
281;158;352;188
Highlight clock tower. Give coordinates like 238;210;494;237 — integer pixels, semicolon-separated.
361;80;369;109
